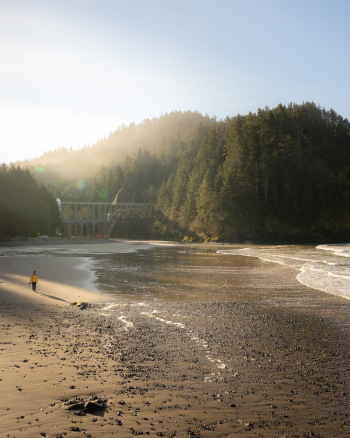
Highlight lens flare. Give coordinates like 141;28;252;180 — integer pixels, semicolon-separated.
99;188;108;199
76;179;86;190
34;165;44;172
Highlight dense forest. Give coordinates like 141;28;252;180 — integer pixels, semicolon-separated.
21;111;214;198
0;164;60;239
4;103;350;242
80;103;350;242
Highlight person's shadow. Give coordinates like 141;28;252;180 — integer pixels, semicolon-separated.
35;290;69;303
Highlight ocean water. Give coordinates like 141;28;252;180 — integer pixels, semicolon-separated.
87;243;350;303
218;244;350;301
2;241;349;302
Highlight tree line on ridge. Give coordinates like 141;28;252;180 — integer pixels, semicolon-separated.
2;103;350;242
0;164;60;239
73;102;350;242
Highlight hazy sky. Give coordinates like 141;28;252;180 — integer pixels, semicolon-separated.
1;0;349;164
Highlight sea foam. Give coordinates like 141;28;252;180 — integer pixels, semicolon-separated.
218;244;350;301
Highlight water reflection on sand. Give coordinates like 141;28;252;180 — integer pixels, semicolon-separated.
91;245;290;302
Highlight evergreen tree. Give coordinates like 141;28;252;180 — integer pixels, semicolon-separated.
0;165;61;238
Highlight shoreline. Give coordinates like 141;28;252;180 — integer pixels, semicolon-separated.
0;237;182;247
2;241;350;437
0;237;119;247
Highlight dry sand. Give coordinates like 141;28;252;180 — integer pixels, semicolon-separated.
1;240;350;437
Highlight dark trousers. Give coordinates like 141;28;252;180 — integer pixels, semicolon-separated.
32;282;37;291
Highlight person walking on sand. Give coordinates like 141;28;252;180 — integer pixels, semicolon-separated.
29;270;38;291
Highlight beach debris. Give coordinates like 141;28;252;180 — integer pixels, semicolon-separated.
186;429;202;437
64;397;84;411
63;395;108;414
84;396;108;413
71;302;89;310
69;426;83;432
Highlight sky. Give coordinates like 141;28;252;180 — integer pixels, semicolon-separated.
1;0;349;164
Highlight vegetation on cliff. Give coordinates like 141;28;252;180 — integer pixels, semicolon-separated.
3;104;350;242
0;164;60;238
84;103;350;241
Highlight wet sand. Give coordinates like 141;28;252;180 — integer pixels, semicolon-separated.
1;241;350;437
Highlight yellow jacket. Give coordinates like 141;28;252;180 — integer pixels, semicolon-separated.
30;274;38;283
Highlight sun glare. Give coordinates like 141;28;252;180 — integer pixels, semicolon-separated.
34;165;44;172
76;179;86;190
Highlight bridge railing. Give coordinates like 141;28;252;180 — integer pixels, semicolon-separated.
60;202;154;221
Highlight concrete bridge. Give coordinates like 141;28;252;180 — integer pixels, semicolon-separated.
60;201;154;237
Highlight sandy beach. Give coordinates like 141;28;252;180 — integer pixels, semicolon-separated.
1;240;350;437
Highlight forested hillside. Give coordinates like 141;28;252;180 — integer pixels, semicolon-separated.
9;102;350;242
81;103;350;242
21;111;213;198
0;165;60;239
